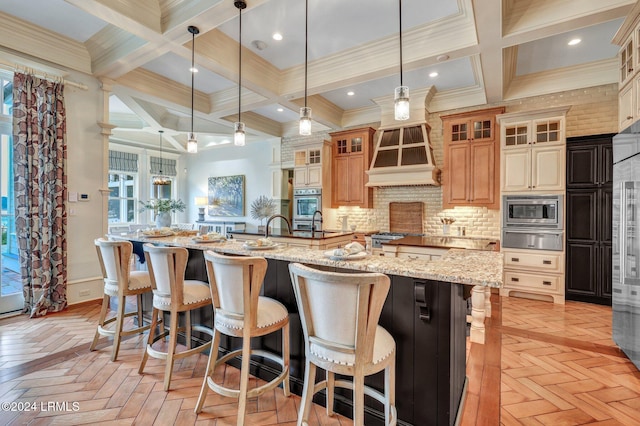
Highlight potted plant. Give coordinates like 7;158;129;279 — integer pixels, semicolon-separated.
250;195;276;233
139;199;187;228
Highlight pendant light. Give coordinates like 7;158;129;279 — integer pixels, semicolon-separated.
153;130;171;186
299;0;312;135
394;0;409;121
187;25;200;153
234;0;247;146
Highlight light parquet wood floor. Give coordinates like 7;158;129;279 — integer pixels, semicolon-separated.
1;295;639;425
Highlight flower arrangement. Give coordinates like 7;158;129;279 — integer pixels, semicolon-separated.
250;195;276;225
440;217;456;225
139;199;187;213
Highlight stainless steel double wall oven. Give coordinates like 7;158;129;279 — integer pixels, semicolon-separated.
502;194;564;251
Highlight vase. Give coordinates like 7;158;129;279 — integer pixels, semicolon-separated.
442;224;450;235
156;212;171;228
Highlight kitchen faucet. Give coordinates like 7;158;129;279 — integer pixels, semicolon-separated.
265;214;291;238
311;210;323;237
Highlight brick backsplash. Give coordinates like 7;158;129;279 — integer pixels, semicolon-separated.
282;84;618;240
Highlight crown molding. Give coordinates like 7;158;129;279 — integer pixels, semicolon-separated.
0;11;91;74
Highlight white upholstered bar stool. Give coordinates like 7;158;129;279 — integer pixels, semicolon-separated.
195;251;290;425
91;238;152;362
138;244;213;391
288;263;397;426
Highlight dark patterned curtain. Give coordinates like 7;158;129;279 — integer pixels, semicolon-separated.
12;72;68;317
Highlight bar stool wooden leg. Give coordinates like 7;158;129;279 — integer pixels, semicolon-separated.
282;322;290;396
163;311;180;391
185;311;192;350
298;360;316;426
136;294;144;327
385;360;396;425
195;328;221;414
111;295;127;362
353;372;365;426
237;334;252;426
90;294;110;352
326;371;335;416
139;307;159;374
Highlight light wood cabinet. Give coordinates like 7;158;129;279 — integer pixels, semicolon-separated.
498;108;568;193
441;107;504;209
330;127;375;208
293;142;331;188
501;248;565;304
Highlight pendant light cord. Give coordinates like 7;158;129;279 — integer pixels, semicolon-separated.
238;6;242;123
399;0;403;87
304;0;308;108
190;32;195;134
159;131;164;175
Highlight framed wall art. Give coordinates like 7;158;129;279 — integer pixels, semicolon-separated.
207;175;245;217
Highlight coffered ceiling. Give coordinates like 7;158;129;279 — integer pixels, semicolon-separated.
0;0;632;152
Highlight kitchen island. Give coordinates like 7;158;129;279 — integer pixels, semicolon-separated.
114;234;502;426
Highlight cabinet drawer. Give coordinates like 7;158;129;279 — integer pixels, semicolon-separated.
397;252;432;261
504;271;559;292
503;250;563;272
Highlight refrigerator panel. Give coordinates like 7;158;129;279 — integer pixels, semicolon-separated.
613;150;640;370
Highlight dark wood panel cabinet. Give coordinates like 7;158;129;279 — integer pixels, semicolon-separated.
566;134;614;305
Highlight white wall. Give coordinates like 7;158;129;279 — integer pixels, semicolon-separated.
61;70;106;304
181;140;276;229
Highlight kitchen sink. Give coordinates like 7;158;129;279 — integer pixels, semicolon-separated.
291;230;341;239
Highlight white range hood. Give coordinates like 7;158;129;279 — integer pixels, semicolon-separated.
366;87;440;187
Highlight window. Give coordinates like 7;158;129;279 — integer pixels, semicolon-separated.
1;77;12;116
108;173;137;223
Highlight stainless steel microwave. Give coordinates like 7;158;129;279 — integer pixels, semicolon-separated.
503;195;563;229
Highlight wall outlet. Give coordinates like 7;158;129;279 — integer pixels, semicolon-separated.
79;290;91;297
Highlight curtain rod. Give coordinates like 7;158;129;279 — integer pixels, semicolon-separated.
0;61;88;91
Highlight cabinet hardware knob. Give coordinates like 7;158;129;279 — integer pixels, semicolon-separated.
627;116;633;120
542;281;552;285
543;260;552;265
511;258;519;262
511;277;519;282
408;255;419;260
629;68;633;72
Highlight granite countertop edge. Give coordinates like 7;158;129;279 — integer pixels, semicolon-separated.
115;235;503;288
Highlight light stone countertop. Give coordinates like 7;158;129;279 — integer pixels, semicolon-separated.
117;234;503;288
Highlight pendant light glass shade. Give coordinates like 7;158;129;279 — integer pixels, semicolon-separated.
394;85;410;121
187;132;198;153
234;121;245;146
153;130;171;186
299;107;312;135
394;0;410;121
188;25;199;153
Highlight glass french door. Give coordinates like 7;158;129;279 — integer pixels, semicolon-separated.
0;74;22;315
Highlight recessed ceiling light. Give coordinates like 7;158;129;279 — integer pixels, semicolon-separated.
272;32;283;41
277;107;284;112
347;91;355;96
568;38;581;46
429;72;438;78
190;67;198;73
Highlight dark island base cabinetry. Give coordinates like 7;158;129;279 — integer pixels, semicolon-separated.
151;248;468;426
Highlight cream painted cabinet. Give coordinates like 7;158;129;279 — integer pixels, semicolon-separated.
292;142;331;188
620;80;634;131
498;108;568;193
500;248;565;304
381;244;448;261
613;4;640;130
